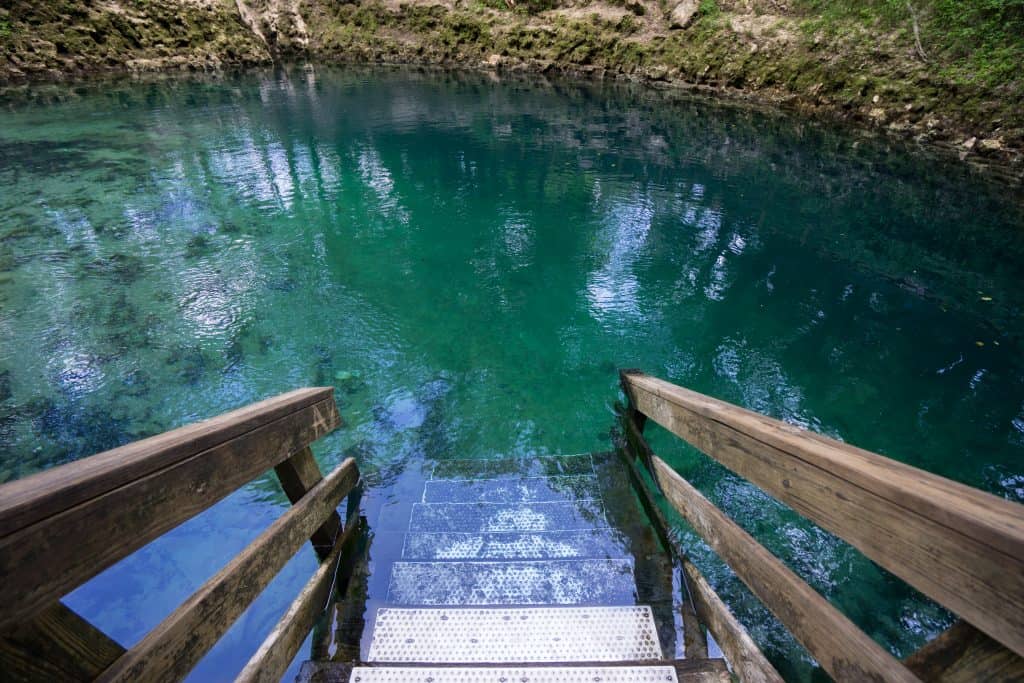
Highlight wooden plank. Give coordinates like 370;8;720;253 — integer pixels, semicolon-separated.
680;557;782;683
649;456;919;682
235;513;361;683
680;588;709;661
275;446;342;559
903;620;1024;682
616;445;708;659
623;371;1024;657
0;387;335;538
0;396;341;632
616;446;779;682
315;518;370;662
0;602;125;682
96;458;359;683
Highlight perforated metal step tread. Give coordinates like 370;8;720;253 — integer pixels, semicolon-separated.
431;455;594;481
402;530;629;560
348;667;680;683
423;475;602;504
387;559;636;605
409;501;608;534
367;606;663;662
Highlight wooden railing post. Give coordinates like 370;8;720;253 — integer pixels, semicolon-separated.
274;446;343;560
620;370;1024;659
236;505;366;683
615;440;781;682
0;388;341;631
97;458;359;682
619;369;655;475
0;386;351;683
650;456;919;682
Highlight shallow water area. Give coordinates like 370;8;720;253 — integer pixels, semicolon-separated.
1;66;1023;681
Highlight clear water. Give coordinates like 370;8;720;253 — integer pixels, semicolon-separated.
1;66;1023;681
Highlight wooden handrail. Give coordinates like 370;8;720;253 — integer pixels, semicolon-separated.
616;443;782;682
0;387;361;683
651;456;917;681
0;389;340;631
97;458;359;682
236;508;364;683
619;370;1024;682
0;387;335;537
620;370;1024;658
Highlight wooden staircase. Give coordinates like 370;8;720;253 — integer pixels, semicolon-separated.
2;371;1023;682
300;453;730;683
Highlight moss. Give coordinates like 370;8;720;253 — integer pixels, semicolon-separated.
2;0;1023;169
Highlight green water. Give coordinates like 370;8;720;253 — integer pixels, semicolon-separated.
1;67;1023;681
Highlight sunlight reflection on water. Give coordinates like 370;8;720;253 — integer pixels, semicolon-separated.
1;66;1023;681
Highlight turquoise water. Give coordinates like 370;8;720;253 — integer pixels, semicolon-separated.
1;66;1023;680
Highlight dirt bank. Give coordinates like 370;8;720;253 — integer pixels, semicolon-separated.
2;0;1022;181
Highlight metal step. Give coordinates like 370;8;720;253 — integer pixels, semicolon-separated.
348;667;680;683
409;501;608;534
431;454;594;481
402;530;629;560
387;559;636;605
423;475;602;504
367;606;663;662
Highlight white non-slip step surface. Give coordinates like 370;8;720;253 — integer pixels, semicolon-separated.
409;501;608;534
367;606;663;663
431;455;595;481
387;559;636;605
402;530;628;561
349;667;679;683
423;475;602;504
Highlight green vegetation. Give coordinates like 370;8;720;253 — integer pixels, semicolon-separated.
1;0;1022;169
698;0;720;19
797;0;1024;87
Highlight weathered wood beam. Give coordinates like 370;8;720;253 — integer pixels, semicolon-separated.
650;455;919;682
96;457;359;683
316;519;370;662
679;557;783;683
0;602;124;682
616;441;780;682
616;444;707;659
275;446;342;559
235;512;362;683
903;620;1024;682
0;387;335;537
622;370;1024;657
0;394;340;631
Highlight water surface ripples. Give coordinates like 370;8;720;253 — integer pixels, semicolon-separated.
1;67;1023;681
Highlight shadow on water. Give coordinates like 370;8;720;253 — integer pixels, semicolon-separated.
1;66;1023;680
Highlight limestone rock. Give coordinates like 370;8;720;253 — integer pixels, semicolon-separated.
978;138;1004;153
669;0;699;29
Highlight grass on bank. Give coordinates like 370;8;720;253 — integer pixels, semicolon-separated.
797;0;1024;88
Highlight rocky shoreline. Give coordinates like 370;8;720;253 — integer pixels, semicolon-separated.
2;0;1022;184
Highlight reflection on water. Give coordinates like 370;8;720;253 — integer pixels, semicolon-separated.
2;67;1024;681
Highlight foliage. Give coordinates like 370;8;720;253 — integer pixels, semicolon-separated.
699;0;720;18
796;0;1024;87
